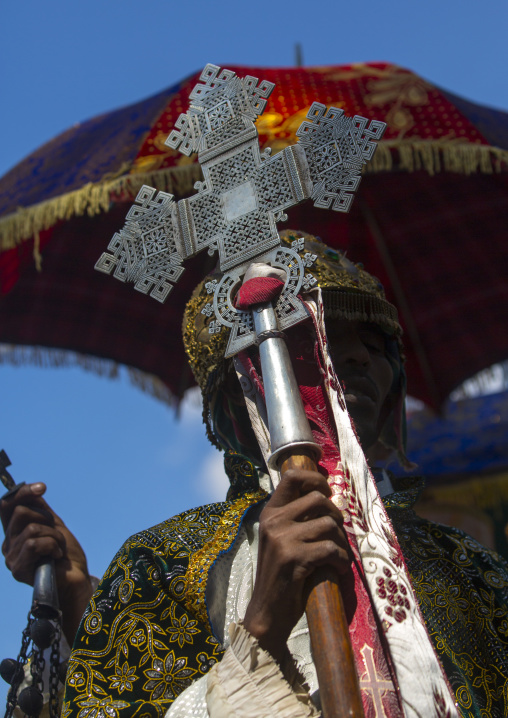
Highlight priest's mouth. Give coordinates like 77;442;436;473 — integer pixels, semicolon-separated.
341;376;379;405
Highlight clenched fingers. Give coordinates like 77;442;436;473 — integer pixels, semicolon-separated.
268;469;332;507
267;489;344;525
0;483;51;533
4;523;66;584
260;513;349;575
3;503;55;548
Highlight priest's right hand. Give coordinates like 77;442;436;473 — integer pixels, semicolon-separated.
243;468;351;665
1;482;93;645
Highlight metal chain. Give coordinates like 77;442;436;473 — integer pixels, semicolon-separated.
48;622;62;718
4;614;63;718
4;611;32;718
29;642;45;694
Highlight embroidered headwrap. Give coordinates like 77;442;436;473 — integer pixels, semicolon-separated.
182;230;409;467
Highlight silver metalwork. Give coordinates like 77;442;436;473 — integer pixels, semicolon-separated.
255;329;286;344
95;66;388;712
252;302;321;468
200;242;310;356
96;64;386;354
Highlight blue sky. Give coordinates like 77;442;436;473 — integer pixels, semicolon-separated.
1;0;508;704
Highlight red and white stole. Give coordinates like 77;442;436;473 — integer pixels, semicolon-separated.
234;289;458;718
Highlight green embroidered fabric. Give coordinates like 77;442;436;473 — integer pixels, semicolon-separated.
385;475;508;718
63;461;508;718
63;453;266;718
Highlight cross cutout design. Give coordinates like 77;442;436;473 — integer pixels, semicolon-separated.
359;644;394;718
96;64;386;354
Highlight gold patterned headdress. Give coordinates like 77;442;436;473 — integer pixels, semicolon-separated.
182;230;409;466
183;229;402;402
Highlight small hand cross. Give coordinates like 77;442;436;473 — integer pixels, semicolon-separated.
0;449;17;494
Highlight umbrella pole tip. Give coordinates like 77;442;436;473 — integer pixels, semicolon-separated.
294;43;303;67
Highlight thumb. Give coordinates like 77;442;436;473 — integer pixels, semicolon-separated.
29;482;47;496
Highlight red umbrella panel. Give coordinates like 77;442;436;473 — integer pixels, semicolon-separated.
1;63;507;407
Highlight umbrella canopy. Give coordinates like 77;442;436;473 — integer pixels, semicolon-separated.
391;388;508;558
397;389;508;480
1;62;507;406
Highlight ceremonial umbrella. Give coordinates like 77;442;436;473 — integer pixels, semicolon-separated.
392;387;508;558
1;62;507;408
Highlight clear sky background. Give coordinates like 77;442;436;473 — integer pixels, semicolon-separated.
1;0;508;704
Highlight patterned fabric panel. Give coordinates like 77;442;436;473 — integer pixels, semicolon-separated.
386;479;508;718
136;63;495;176
63;502;232;718
4;62;504;222
63;484;267;718
64;466;508;718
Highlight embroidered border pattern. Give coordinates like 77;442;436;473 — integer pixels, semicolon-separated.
184;489;267;630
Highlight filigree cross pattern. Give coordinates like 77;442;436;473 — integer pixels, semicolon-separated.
96;64;386;356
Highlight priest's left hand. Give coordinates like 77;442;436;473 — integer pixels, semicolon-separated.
1;482;93;645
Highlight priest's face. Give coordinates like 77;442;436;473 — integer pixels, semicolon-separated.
325;319;394;453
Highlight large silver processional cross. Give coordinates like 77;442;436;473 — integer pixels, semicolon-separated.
95;64;388;718
95;64;386;356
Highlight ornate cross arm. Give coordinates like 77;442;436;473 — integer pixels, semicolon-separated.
95;64;386;357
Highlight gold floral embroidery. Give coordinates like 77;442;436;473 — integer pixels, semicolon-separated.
160;604;200;648
107;663;137;693
75;696;129;718
388;499;508;715
184;489;267;630
143;652;197;701
65;492;270;715
365;69;431;107
364;67;432;137
63;477;508;717
257;108;321;154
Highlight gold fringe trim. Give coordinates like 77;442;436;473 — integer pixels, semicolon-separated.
366;140;508;177
322;289;400;334
184;489;268;631
0;343;177;406
0;164;203;251
1;141;507;252
33;229;42;272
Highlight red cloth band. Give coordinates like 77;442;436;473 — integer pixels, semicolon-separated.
234;277;284;310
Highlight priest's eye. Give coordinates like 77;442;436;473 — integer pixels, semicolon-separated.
360;332;385;354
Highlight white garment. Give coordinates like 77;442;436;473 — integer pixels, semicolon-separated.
168;512;319;717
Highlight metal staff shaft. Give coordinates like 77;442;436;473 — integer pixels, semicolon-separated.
32;560;60;620
251;305;364;718
253;304;321;467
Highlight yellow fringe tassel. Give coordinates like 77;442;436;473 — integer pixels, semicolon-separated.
367;140;508;176
0;163;203;251
1;141;507;252
33;229;42;272
0;343;177;406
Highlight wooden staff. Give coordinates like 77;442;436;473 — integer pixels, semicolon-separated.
251;299;364;718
